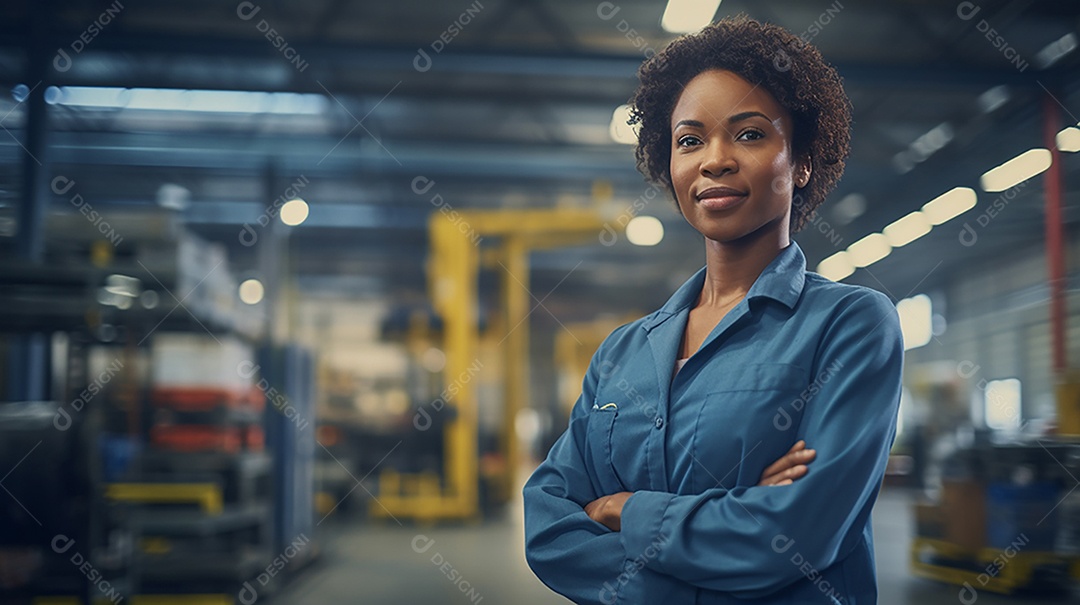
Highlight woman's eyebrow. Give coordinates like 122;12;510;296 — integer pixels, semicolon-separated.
673;119;705;130
727;110;772;124
673;111;773;131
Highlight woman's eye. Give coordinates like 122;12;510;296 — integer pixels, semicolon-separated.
677;135;703;147
736;129;764;141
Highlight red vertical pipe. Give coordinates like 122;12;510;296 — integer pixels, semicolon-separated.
1043;93;1066;374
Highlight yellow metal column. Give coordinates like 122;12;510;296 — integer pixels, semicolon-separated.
499;236;529;503
441;218;480;518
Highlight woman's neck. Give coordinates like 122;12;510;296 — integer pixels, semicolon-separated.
698;228;789;308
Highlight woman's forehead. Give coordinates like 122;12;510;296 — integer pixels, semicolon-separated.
670;69;789;126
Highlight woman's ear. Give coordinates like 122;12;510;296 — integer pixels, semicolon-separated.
795;154;812;189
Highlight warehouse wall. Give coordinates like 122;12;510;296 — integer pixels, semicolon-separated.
903;229;1080;427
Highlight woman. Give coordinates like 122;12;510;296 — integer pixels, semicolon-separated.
524;15;903;605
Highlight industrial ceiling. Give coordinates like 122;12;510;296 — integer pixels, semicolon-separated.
1;0;1078;325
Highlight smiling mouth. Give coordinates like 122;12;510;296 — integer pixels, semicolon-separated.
696;187;748;210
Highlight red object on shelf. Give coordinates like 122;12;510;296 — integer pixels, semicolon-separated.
242;426;265;451
150;425;242;453
150;386;266;412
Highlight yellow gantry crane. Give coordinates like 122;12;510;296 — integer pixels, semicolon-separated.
372;205;624;521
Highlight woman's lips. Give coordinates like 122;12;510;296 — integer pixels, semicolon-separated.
696;188;748;211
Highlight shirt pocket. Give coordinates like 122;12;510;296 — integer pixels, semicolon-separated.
691;363;808;493
585;403;625;496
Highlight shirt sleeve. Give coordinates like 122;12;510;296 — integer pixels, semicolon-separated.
618;290;903;597
523;331;632;604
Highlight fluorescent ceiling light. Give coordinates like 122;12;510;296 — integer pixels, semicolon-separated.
816;251;855;282
1035;33;1077;69
921;187;976;225
609;105;637;144
977;85;1009;114
280;199;310;226
980;148;1052;192
625;215;664;246
883;211;932;247
57;86;327;115
1057;126;1080;153
661;0;722;33
847;233;891;268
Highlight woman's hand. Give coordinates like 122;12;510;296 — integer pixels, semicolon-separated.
758;440;816;486
584;491;633;531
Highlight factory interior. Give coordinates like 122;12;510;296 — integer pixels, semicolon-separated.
2;0;1080;603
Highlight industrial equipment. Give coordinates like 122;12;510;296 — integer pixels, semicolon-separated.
372;205;622;521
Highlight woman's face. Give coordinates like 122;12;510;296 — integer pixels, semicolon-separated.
668;69;809;244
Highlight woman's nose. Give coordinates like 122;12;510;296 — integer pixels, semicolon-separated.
700;141;737;176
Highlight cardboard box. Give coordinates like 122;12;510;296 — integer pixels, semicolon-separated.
913;501;945;539
942;480;986;552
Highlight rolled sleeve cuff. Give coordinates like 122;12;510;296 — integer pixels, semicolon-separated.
619;490;675;570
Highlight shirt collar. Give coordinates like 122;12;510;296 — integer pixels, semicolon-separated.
642;241;807;331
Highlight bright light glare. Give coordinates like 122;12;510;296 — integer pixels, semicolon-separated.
625;216;664;246
239;279;265;305
980;149;1052;192
883;211;932;247
661;0;722;33
921;187;977;225
104;274;141;297
420;347;447;373
280;199;309;226
847;233;891;268
57;87;327;115
1057;126;1080;153
897;294;932;351
609;105;637;144
816;251;855;282
985;378;1022;431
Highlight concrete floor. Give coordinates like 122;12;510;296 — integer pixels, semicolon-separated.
273;487;1077;604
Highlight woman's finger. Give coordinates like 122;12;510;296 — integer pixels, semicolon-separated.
758;448;816;486
760;444;813;479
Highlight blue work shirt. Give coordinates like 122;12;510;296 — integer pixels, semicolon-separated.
524;242;903;604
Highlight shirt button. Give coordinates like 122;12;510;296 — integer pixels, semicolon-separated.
654;417;664;429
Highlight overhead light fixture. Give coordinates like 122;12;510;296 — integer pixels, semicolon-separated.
883;211;932;247
1035;32;1078;69
980;148;1052;192
56;87;328;115
661;0;722;33
977;85;1010;114
1057;126;1080;153
847;233;891;268
832;192;866;225
239;279;265;305
280;199;309;226
921;187;977;225
609;105;637;145
816;251;855;282
909;123;954;161
625;215;664;246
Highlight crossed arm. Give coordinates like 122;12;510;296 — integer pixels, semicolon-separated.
583;440;817;531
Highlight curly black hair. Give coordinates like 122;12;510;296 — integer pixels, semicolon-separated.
628;15;852;232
